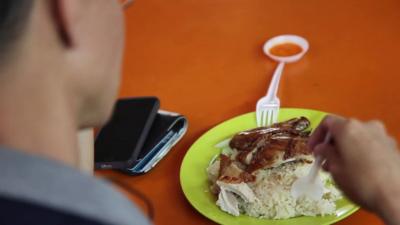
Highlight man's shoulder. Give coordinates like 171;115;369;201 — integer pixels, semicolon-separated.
0;147;150;225
0;195;108;225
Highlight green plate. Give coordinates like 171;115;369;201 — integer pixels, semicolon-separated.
180;108;359;225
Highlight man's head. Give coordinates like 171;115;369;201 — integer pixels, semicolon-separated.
0;0;126;128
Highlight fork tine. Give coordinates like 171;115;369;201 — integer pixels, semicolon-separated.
267;109;273;126
270;110;274;125
256;109;261;127
261;110;267;127
272;108;278;124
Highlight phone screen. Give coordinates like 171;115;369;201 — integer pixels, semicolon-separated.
95;97;159;166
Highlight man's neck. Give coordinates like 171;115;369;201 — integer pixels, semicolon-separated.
0;75;80;168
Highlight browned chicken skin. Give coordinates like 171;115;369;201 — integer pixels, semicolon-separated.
230;117;311;152
217;117;313;182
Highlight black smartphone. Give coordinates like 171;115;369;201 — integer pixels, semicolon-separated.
95;97;160;169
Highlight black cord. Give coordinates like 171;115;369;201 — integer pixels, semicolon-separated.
104;176;155;221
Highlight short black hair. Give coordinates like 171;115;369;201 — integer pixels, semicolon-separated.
0;0;33;53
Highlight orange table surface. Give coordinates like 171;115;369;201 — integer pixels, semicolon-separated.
97;0;400;224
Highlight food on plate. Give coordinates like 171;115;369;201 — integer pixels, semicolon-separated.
207;117;341;219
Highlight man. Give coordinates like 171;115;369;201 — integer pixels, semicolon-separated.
0;0;149;224
0;1;399;225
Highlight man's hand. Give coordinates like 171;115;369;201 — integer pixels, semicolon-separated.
308;115;400;225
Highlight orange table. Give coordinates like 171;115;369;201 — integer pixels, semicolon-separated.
98;0;400;224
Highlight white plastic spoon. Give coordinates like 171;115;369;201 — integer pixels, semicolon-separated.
291;133;331;201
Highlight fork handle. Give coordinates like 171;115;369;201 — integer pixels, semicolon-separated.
308;156;323;181
265;62;285;100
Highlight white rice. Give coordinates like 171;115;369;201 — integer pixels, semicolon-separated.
208;157;341;219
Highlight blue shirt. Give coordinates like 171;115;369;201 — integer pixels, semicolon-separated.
0;147;151;225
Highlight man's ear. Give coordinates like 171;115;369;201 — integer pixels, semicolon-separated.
50;0;74;47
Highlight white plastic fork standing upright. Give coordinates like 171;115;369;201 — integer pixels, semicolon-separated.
256;62;284;127
256;35;309;127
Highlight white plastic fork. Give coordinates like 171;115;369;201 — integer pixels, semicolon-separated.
256;62;284;127
256;35;309;127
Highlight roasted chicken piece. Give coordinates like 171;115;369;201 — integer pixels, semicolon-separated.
208;117;317;216
208;117;314;214
227;117;313;173
229;117;311;152
216;181;257;216
214;117;313;184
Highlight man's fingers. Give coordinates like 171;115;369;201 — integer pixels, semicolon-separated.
314;142;340;173
365;120;386;133
309;115;346;150
388;137;398;150
308;116;331;150
322;160;330;171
